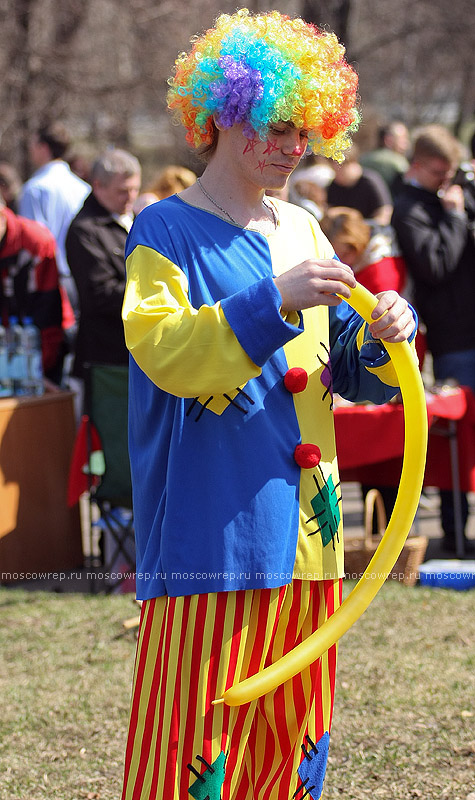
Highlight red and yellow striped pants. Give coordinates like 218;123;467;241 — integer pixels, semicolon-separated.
121;579;341;800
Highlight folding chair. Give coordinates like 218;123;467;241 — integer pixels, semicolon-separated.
83;363;135;593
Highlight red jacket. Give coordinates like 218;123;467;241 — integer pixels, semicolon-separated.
0;207;72;380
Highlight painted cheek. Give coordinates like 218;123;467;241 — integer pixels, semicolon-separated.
243;137;259;155
263;138;280;155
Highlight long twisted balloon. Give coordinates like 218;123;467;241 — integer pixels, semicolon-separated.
214;283;428;707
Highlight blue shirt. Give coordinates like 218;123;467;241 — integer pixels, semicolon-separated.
123;195;406;600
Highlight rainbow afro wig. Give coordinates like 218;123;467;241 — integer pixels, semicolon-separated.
167;8;360;162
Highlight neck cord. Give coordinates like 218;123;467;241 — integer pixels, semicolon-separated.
196;177;277;230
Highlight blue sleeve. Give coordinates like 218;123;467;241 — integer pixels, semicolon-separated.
329;301;417;404
221;276;303;366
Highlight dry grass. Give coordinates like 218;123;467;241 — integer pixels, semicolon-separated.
0;590;135;800
0;581;474;800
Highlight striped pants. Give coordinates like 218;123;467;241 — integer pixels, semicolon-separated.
121;579;341;800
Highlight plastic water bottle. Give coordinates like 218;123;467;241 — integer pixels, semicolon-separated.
23;316;44;395
8;316;29;396
0;324;13;397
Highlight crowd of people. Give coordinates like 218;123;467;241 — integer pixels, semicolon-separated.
0;124;197;400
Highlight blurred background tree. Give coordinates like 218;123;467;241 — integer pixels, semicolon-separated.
0;0;473;183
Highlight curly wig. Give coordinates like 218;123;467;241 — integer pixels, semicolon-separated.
167;8;360;162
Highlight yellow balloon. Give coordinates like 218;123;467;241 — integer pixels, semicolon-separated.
216;283;428;707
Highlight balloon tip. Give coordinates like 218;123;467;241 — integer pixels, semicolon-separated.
212;697;225;706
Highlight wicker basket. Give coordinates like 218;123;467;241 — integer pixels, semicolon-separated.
344;488;428;587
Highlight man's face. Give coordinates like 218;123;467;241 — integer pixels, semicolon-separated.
28;135;50;168
413;157;455;194
387;124;410;156
93;172;141;216
223;121;308;192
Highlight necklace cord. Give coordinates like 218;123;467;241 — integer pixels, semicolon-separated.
196;177;277;230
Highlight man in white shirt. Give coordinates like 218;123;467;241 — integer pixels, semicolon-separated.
19;121;90;323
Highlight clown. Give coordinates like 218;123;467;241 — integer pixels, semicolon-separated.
121;9;416;800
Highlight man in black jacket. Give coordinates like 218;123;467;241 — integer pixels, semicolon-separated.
66;149;141;379
392;124;475;555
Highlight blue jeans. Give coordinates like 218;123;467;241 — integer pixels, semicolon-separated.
432;349;475;539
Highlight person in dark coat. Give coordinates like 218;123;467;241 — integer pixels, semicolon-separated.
392;124;475;556
65;149;141;378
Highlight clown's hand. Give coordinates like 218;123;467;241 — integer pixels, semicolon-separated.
275;258;356;312
367;291;415;344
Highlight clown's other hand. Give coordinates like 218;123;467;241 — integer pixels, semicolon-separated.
368;291;415;344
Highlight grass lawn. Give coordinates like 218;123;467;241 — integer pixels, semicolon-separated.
0;581;474;800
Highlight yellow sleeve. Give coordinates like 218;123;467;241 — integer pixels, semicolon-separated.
122;244;263;397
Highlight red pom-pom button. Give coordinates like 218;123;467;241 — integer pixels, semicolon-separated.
294;443;321;469
284;367;308;394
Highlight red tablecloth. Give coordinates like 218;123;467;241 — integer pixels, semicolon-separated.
334;387;475;492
